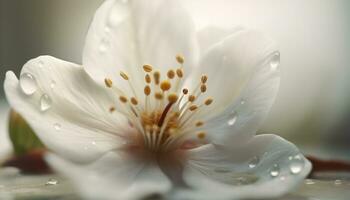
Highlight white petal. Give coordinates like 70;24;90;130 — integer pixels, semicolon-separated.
83;0;199;89
189;30;280;145
4;56;130;162
46;151;172;200
197;26;244;56
181;134;311;200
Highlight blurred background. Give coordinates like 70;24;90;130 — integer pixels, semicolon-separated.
1;0;350;160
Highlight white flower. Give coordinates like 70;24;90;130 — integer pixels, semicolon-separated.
4;0;311;199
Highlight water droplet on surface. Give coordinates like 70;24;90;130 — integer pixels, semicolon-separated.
305;179;315;185
53;123;61;131
40;94;52;111
45;178;59;186
99;38;110;53
227;112;237;126
20;73;38;95
240;100;246;105
269;164;280;177
248;156;260;169
38;60;44;68
289;155;304;174
334;180;342;185
50;80;56;89
270;52;280;71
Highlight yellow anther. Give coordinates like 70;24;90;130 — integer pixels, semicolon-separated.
176;68;184;78
131;97;138;105
204;98;213;106
197;132;206;139
188;95;196;102
143;64;153;72
168;93;178;103
167;70;175;79
153;71;160;85
182;88;189;95
145;74;151;83
144;85;151;96
120;71;129;80
200;84;207;93
189;105;198;111
195;121;204;127
176;54;185;64
201;75;208;84
155;92;164;100
152;125;160;133
160;80;171;91
109;106;116;113
104;78;113;88
119;96;128;103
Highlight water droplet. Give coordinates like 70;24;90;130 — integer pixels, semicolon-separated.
45;178;59;186
240;100;246;105
20;73;38;95
227;112;237;126
40;94;52;111
53;123;61;131
270;51;280;71
248;156;259;169
269;164;280;177
38;60;44;68
99;38;110;53
334;180;342;185
289;155;304;174
305;179;315;185
50;80;56;89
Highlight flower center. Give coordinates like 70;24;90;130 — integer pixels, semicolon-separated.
104;55;213;152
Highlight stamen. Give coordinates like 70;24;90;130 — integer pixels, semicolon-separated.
167;70;175;79
204;98;213;106
201;75;208;84
200;84;207;93
153;71;160;85
176;69;184;78
167;93;178;103
182;88;189;95
131;97;138;105
144;86;151;96
188;95;196;102
155;92;164;100
145;74;151;84
109;106;116;113
176;54;185;64
160;80;171;91
143;64;153;73
120;71;129;80
189;105;198;111
104;78;113;88
197;132;206;139
195;121;204;127
119;96;128;103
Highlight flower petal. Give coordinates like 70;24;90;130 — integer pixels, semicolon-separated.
83;0;199;89
188;30;280;145
46;151;172;200
181;134;311;200
4;56;130;162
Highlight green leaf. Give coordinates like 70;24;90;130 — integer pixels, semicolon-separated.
8;109;45;155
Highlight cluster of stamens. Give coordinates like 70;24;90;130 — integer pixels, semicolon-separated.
104;55;213;152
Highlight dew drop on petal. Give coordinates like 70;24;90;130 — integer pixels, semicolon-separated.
248;156;260;169
227;112;237;126
334;180;342;185
289;155;304;174
45;178;59;186
99;38;110;53
38;60;44;68
305;179;315;185
50;80;56;89
269;164;280;177
270;51;280;71
240;99;246;105
53;123;61;131
20;73;38;95
40;94;52;111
